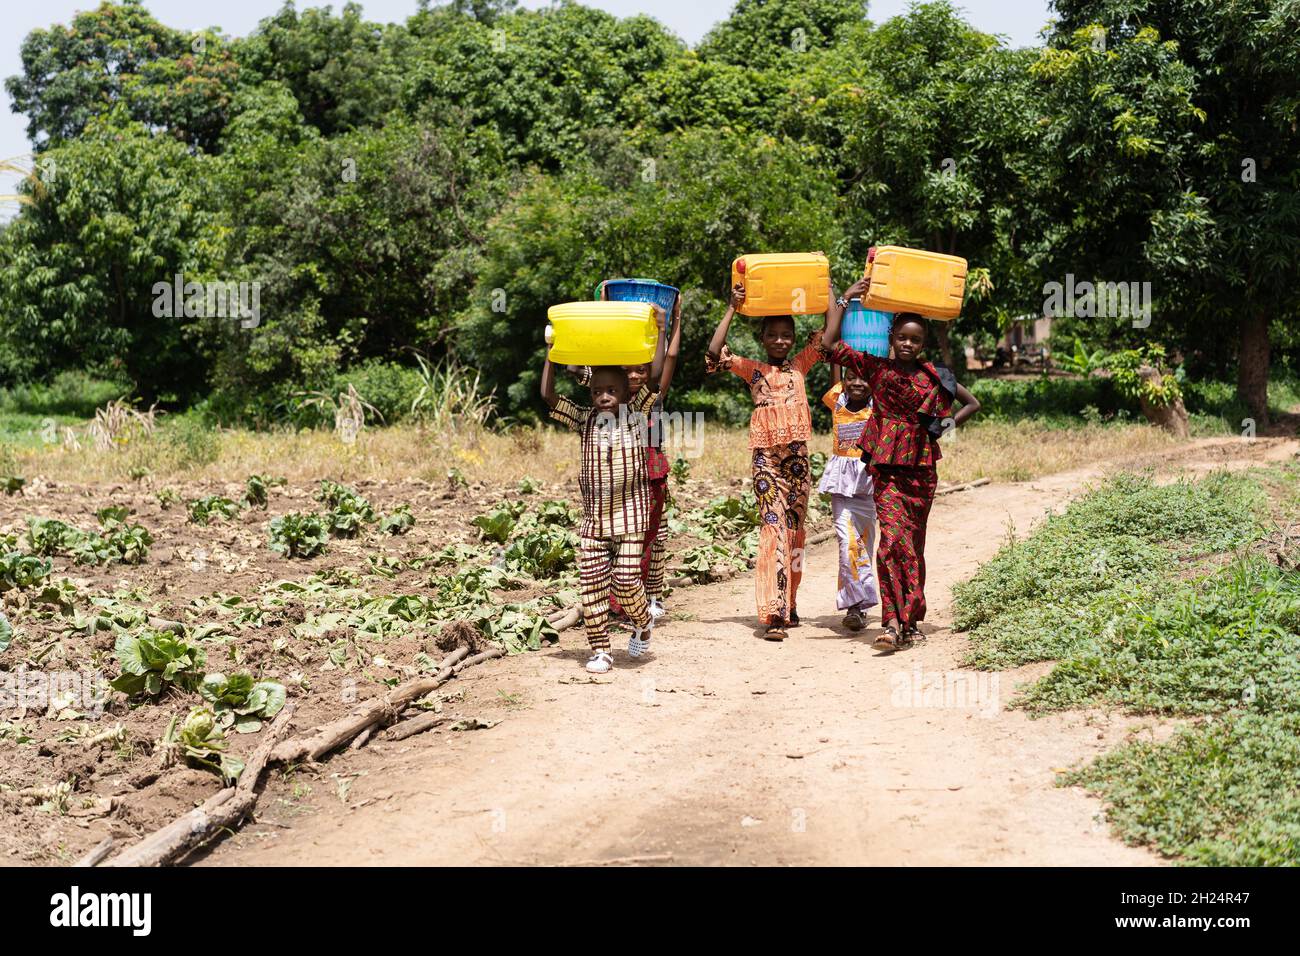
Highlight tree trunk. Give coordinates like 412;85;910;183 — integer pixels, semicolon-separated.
1137;367;1189;437
1237;309;1271;429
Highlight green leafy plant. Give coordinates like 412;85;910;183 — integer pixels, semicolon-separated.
675;543;747;583
472;501;527;543
505;526;578;578
244;473;285;508
0;552;52;591
110;630;206;697
96;505;129;528
160;707;244;783
379;505;415;535
199;673;287;733
156;487;181;509
0;613;13;653
3;476;25;496
671;456;691;484
1106;346;1183;408
26;518;78;555
518;476;542;494
468;606;558;654
269;512;329;558
188;495;241;525
1055;337;1107;376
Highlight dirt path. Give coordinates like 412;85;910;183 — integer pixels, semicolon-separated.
201;436;1297;866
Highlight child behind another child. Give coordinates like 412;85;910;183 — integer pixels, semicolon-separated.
819;367;879;631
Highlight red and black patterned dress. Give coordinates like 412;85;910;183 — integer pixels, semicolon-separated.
829;342;954;631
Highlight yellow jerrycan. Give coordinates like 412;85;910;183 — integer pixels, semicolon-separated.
861;246;967;320
730;253;830;316
546;301;659;366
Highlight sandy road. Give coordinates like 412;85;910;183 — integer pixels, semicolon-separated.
202;436;1295;866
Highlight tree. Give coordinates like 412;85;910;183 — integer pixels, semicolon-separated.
0;114;216;400
1040;1;1300;426
5;0;241;152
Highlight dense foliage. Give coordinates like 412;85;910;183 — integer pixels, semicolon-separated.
1;0;1295;423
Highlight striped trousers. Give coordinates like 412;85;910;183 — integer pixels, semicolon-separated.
579;534;651;651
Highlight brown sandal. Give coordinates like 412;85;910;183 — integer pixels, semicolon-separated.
872;626;900;652
764;624;788;641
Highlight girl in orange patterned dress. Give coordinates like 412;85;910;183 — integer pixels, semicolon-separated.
706;285;828;641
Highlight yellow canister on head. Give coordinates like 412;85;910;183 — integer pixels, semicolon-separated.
546;301;659;366
861;246;967;320
730;253;830;316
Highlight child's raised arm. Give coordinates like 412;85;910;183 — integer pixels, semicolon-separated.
706;284;745;362
649;305;668;391
658;295;683;396
541;355;559;409
823;275;870;351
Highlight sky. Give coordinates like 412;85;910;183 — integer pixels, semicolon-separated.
0;0;1056;207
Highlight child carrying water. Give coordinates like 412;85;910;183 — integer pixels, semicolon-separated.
820;364;879;631
542;314;667;673
706;284;828;641
825;277;980;651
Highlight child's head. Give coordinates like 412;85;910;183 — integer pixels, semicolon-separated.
589;366;631;412
622;362;652;393
760;315;796;362
842;366;871;404
890;312;926;362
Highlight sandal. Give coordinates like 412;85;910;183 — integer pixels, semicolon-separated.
904;625;926;644
764;621;788;642
787;609;801;628
842;609;865;632
872;626;900;652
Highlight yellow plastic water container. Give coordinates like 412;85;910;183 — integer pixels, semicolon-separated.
546;301;658;365
861;246;967;320
730;253;830;316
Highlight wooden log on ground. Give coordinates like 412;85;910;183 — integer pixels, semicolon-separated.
271;646;475;764
73;836;115;867
383;712;448;742
106;703;297;868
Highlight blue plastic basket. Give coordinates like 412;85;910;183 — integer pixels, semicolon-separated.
600;278;678;311
599;278;679;343
842;300;892;357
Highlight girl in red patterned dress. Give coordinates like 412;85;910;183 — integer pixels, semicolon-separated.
824;277;981;651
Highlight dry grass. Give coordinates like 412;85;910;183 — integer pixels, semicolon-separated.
9;417;1185;489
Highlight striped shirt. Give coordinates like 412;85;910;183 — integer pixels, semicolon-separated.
550;385;658;538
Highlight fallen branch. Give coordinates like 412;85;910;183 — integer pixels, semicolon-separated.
383;712;448;742
937;477;991;496
73;836;115;868
106;703;298;868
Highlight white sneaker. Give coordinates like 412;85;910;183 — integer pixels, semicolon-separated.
586;650;614;674
628;618;654;658
647;598;666;622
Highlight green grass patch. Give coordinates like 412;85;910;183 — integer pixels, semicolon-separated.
1065;712;1300;865
952;470;1266;668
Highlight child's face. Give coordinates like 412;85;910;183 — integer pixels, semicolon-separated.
843;371;870;404
762;318;796;361
891;320;926;362
622;362;651;393
589;369;630;412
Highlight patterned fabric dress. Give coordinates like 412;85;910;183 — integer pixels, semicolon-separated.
706;331;827;625
819;383;879;613
549;385;658;651
828;343;953;630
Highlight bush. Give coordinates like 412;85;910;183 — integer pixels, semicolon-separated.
0;370;130;417
331;360;425;426
967;374;1126;422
